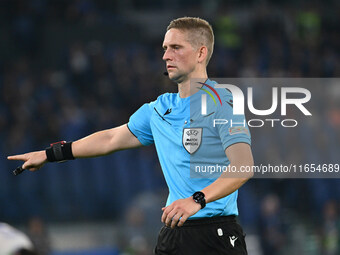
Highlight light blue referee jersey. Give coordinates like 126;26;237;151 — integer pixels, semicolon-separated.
127;79;251;219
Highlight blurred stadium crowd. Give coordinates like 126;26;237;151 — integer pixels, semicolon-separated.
0;0;339;254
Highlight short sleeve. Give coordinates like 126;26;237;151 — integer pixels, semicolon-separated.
127;102;155;146
215;90;251;150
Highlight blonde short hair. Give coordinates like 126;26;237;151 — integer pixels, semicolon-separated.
167;17;214;65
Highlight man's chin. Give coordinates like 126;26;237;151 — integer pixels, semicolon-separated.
168;72;184;83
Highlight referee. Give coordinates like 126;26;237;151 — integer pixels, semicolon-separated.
8;17;254;254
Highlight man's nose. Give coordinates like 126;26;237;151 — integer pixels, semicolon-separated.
163;49;172;61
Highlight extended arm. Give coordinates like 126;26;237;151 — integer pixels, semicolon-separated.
7;124;141;171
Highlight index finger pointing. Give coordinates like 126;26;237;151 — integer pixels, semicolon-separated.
7;155;26;161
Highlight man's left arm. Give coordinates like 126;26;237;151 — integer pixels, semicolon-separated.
161;143;254;228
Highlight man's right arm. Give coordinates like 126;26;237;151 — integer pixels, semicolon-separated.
7;124;142;171
72;124;142;158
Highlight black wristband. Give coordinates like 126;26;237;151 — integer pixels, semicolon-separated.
192;191;206;209
46;141;75;162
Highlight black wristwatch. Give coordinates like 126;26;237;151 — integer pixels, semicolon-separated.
192;191;206;209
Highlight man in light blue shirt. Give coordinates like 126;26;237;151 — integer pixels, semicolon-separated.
9;17;254;255
128;78;251;220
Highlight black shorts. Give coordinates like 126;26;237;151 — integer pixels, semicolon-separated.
154;215;247;255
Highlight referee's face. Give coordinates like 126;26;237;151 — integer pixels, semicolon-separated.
162;28;199;84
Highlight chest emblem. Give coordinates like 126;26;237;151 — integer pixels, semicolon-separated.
182;128;202;154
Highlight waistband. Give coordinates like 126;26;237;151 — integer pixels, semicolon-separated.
182;215;236;227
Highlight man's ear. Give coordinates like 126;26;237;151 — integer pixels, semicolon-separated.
198;46;208;64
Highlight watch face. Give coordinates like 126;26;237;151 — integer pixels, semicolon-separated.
193;192;206;209
193;192;204;202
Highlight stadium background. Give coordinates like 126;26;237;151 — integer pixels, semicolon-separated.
0;0;339;254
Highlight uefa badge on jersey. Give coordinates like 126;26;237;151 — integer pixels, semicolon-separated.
182;128;202;154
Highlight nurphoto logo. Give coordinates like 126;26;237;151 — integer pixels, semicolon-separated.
201;83;312;128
